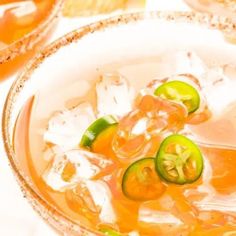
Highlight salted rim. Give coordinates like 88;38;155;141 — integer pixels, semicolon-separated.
0;0;64;64
2;11;236;235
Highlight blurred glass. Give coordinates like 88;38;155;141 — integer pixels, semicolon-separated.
184;0;236;18
0;0;63;81
63;0;146;17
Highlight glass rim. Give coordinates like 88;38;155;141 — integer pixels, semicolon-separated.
2;10;236;235
0;0;64;64
184;0;236;17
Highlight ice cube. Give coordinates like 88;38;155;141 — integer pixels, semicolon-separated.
185;156;236;214
65;180;116;224
138;207;188;235
86;180;116;224
160;51;207;80
11;1;36;17
11;1;36;26
203;67;236;115
186;67;236;145
0;1;33;18
113;95;187;159
194;193;236;214
128;231;139;236
0;41;7;50
43;145;64;162
44;102;96;151
96;72;135;118
65;182;99;217
139;208;183;225
43;149;114;192
204;67;228;87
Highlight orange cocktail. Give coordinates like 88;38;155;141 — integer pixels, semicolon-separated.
4;12;236;236
0;0;62;80
13;52;236;235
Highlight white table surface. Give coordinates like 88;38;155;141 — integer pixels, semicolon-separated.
0;1;189;235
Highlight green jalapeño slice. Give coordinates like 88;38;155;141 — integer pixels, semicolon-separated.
80;115;118;149
156;134;203;185
154;80;200;113
99;228;122;236
122;158;166;201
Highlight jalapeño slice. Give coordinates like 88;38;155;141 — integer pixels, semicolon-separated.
122;158;166;201
154;80;200;113
99;228;122;236
80;115;118;149
156;134;203;185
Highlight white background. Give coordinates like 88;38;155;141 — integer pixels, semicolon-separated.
0;1;189;235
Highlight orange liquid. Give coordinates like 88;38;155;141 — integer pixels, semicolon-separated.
14;97;236;235
13;59;236;235
0;0;57;80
